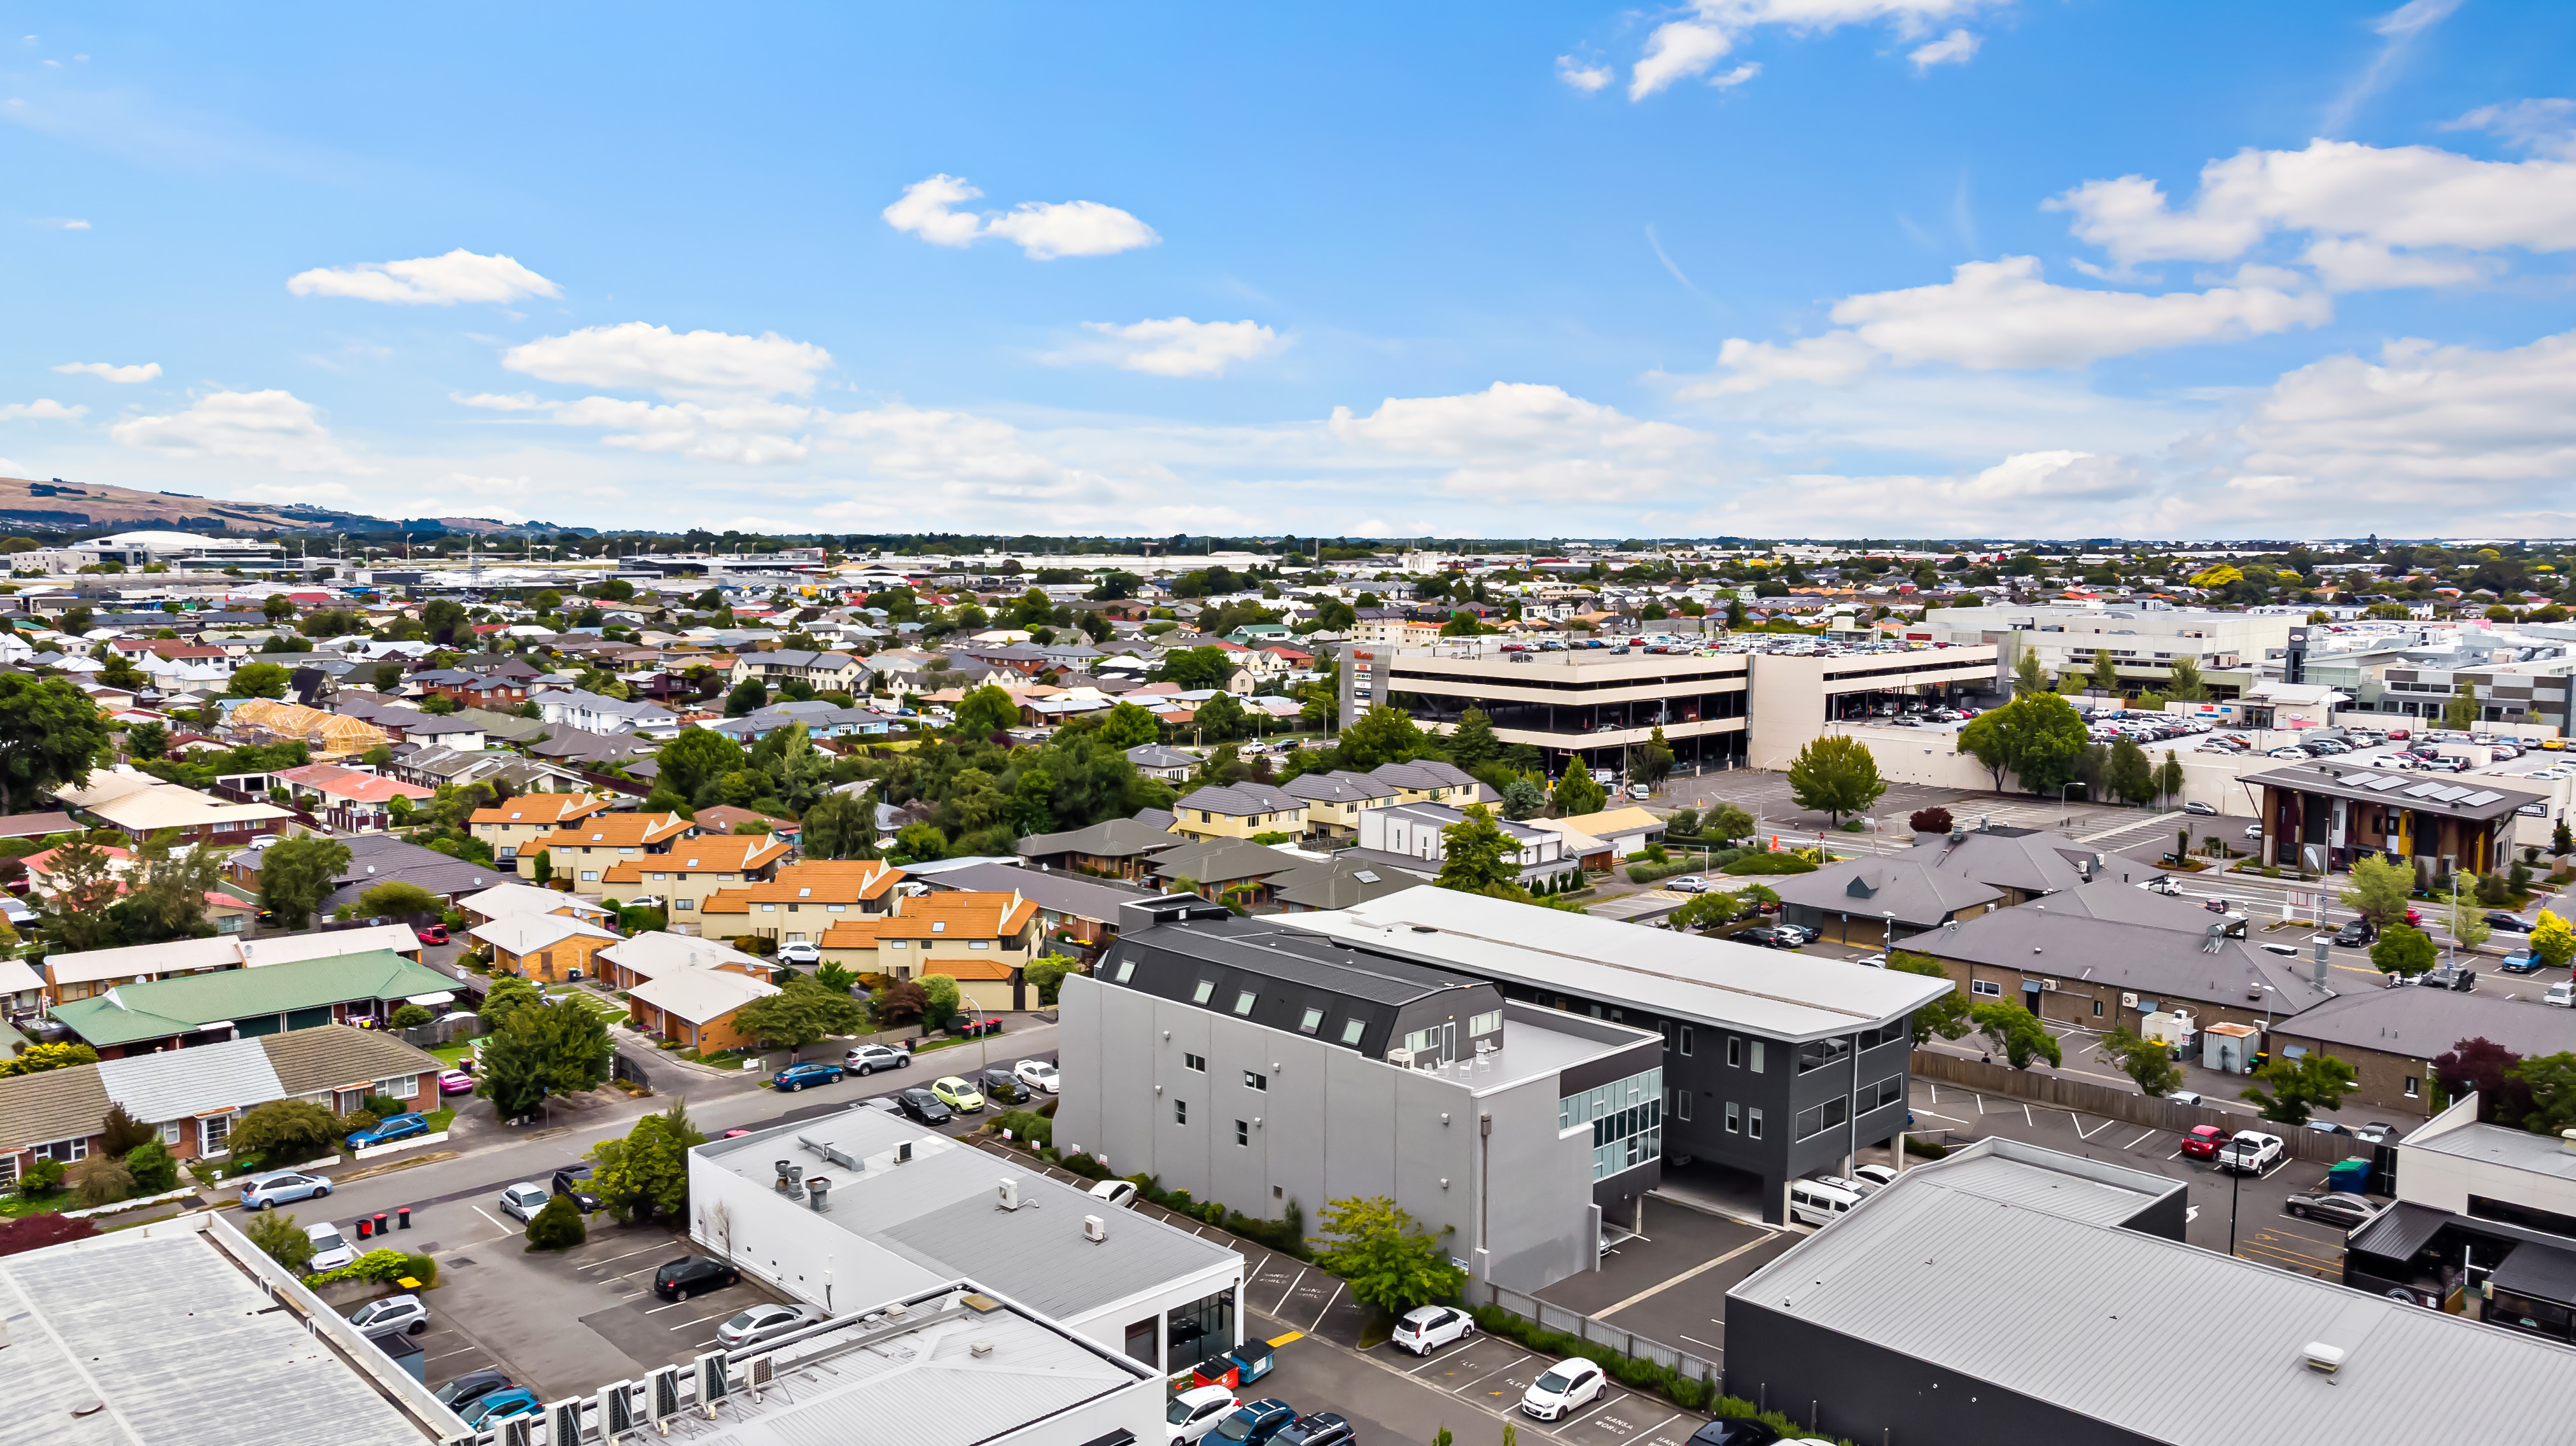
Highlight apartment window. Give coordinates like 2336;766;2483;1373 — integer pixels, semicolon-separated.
2091;999;2104;1018
1746;1107;1763;1139
1796;1038;1852;1075
969;940;990;950
1174;1100;1188;1125
1236;1120;1250;1147
888;939;907;950
1679;1025;1695;1056
1114;960;1136;983
1748;1041;1765;1074
1191;979;1215;1005
1467;1009;1501;1037
827;904;845;913
1340;1018;1366;1046
160;1121;181;1146
2405;1075;2420;1099
1674;1091;1693;1122
375;1076;416;1099
1184;1053;1206;1072
1559;1067;1664;1181
34;1137;88;1163
1244;1071;1268;1092
1233;990;1257;1016
1725;1037;1740;1068
1857;1074;1904;1112
1970;979;2003;998
676;899;695;911
580;870;599;881
1725;1101;1740;1133
1299;1007;1325;1035
1795;1097;1851;1140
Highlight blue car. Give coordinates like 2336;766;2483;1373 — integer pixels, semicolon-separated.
2501;949;2544;975
346;1113;430;1149
773;1062;845;1092
1212;1400;1299;1446
460;1387;542;1428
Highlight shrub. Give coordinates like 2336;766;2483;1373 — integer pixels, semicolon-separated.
389;1004;433;1028
123;1138;179;1195
1908;805;1953;834
69;1156;134;1208
340;1111;381;1137
303;1247;414;1287
246;1209;318;1271
400;1252;440;1287
0;1212;99;1257
362;1093;408;1119
1056;1151;1111;1180
1721;852;1817;876
11;1157;65;1199
1903;1134;1949;1158
995;1109;1053;1148
524;1193;588;1251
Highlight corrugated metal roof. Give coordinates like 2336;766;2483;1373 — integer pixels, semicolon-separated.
95;1037;283;1126
1927;1146;2176;1228
1730;1141;2576;1445
50;951;456;1047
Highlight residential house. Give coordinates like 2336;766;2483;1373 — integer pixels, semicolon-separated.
1168;782;1308;841
53;769;290;847
1365;759;1483;807
0;811;81;845
455;881;618;930
738;649;864;693
526;810;695;890
531;687;681;737
692;858;908;945
34;924;424;1007
47;950;462;1057
628;966;780;1053
698;701;895;744
1144;837;1305;908
470;913;622;985
689;804;798;840
1906;906;2335;1046
1282;770;1399;839
0;1026;443;1183
414;670;535;710
1348;801;1571;887
2265;987;2576;1116
594;929;779;992
270;762;434;833
468;790;614;872
1124;743;1196;783
815;890;1040;1011
522;723;661;770
1264;853;1429;913
598;832;792;915
1014;817;1186;879
916;859;1156;960
1539;805;1665;859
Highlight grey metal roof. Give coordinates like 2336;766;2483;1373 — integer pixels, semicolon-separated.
1911;906;2335;1017
1115;914;1476;1007
1728;1139;2576;1446
2047;876;2246;934
1014;816;1186;860
4;1225;438;1445
2345;1198;2451;1263
93;1037;284;1125
2403;1117;2576;1184
1915;1138;2181;1227
2268;984;2576;1063
1768;854;2001;925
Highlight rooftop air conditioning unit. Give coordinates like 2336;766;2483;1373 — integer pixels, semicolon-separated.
997;1177;1022;1211
2302;1341;2346;1374
1083;1214;1106;1243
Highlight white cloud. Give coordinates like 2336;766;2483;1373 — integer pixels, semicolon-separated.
1328;382;1719;500
2048;139;2576;288
52;361;158;383
1908;28;1979;70
1557;55;1613;92
1046;317;1286;378
502;322;832;400
881;174;1159;259
2443;97;2576;158
449;391;553;411
2298;237;2491;290
286;248;561;305
1621;1;2004;99
550;397;816;465
109;390;372;473
0;398;87;421
1710;62;1763;89
46;218;87;230
1702;333;1878;393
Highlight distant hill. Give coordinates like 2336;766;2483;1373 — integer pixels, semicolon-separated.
0;476;570;536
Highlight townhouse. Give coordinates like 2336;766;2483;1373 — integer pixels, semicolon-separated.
737;648;865;693
1169;782;1309;841
33;925;424;1007
1282;769;1399;839
691;858;908;944
269;762;433;833
47;950;463;1056
524;810;695;889
469;913;623;984
467;789;614;871
816;889;1042;1011
593;929;780;993
597;831;794;915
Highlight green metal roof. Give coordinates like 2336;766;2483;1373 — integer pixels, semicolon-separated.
50;950;459;1048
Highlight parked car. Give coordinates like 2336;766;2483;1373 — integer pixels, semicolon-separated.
2485;911;2531;934
2217;1131;2285;1174
931;1075;986;1113
846;1044;913;1076
460;1389;543;1429
1668;875;1710;894
2138;874;2183;896
978;1067;1030;1105
2422;964;2477;992
239;1171;333;1211
1168;1384;1241;1444
345;1112;429;1149
306;1222;358;1272
2285;1191;2379;1228
895;1088;953;1125
1087;1178;1139;1209
778;940;822;965
1275;1413;1355;1446
414;923;450;946
1014;1058;1060;1094
438;1069;475;1095
2332;920;2379;947
652;1256;741;1302
2501;948;2543;974
551;1164;601;1212
1392;1304;1475;1355
1627;783;1652;800
1738;925;1800;949
1521;1357;1607;1419
432;1369;514;1410
1853;953;1888;969
2550;981;2575;1009
2244;824;2265;839
2350;1122;2398;1144
716;1302;827;1349
347;1293;429;1336
1686;1424;1781;1446
2179;1125;2228;1160
498;1182;552;1223
773;1061;845;1092
1851;1163;1899;1190
1211;1400;1299;1446
2306;1120;2349;1136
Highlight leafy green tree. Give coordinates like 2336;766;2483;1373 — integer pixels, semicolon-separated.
814;960;861;994
2105;738;2155;804
227;662;292;699
893;822;946;862
2530;911;2576;972
2165;655;2208;701
1312;1195;1466;1317
1026;955;1080;1007
1550;765;1605;818
230;1099;339;1167
2341;854;2416;928
1497;776;1545;822
123;719;170;761
1194;692;1247;742
524;1192;588;1251
1955;692;2087;795
1098;701;1163;750
2444;681;2481;731
587;1100;706;1223
725;678;770;717
2155;750;2185;807
1435;804;1517;894
101;1103;155;1156
659;727;748;803
1891;952;1971;1045
2098;1025;2183;1097
1337;705;1431;769
798;792;871;860
245;1209;318;1270
123;1137;178;1194
115;828;225;944
1704;802;1756;842
2516;1052;2576;1139
358;880;442;918
1786;734;1887;825
0;673;111;816
2012;650;2049;698
257;835;351;929
918;973;962;1030
548;1000;616;1095
2447;876;2492;953
736;979;869;1061
70;1155;134;1208
1970;1000;2061;1070
2243;1051;2357;1127
1446;709;1502;771
530;848;553;885
2369;923;2437;978
477;1005;557;1121
99;651;150;691
2087;649;2122;694
1159;647;1239;692
954;684;1018;737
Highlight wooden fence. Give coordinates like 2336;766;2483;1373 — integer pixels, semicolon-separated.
1911;1050;2380;1165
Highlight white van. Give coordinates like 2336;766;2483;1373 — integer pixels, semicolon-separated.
1788;1176;1866;1227
2547;981;2573;1009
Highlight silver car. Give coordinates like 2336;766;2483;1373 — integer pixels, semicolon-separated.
498;1182;552;1223
239;1170;333;1211
844;1044;913;1076
715;1303;826;1350
347;1293;429;1337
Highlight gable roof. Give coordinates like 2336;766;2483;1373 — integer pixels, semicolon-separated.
1911;905;2335;1016
1147;837;1305;887
43;923;422;988
1283;769;1398;804
466;913;622;955
691;858;904;906
1768;855;2005;926
48;951;461;1048
600;833;792;882
1016;817;1186;860
2269;983;2576;1062
1551;804;1663;838
530;811;692;850
1174;782;1304;819
1367;759;1476;793
468;792;610;828
455;881;615;921
631;965;778;1023
597;929;775;982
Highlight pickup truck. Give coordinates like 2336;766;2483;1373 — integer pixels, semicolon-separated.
2216;1130;2284;1174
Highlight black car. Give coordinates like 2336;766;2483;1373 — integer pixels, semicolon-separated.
896;1087;953;1125
433;1369;514;1410
1212;1400;1298;1446
652;1256;740;1302
978;1067;1030;1106
2486;911;2531;934
1275;1412;1355;1446
551;1163;601;1212
2284;1190;2378;1228
2333;920;2378;947
1686;1422;1779;1446
1737;925;1800;950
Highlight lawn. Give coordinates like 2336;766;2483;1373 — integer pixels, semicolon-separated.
547;986;626;1021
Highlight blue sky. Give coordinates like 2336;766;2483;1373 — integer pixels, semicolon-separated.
4;1;2573;539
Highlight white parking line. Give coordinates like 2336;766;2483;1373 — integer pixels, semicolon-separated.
2074;1116;2112;1140
643;1299;694;1315
1974;1093;1985;1115
1273;1266;1307;1313
2023;1103;2034;1127
1634;1412;1684;1443
668;1309;734;1332
577;1245;666;1271
471;1206;508;1233
2122;1129;2158;1149
1559;1391;1623;1429
1914;1108;1968;1124
1450;1362;1526;1394
1309;1281;1344;1335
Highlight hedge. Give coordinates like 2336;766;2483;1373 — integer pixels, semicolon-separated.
1469;1305;1853;1444
1720;853;1817;876
304;1249;437;1289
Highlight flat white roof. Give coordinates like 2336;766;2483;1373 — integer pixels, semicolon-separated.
1298;889;1950;1041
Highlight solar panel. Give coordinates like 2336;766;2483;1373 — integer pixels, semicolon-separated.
2404;783;2447;799
2459;790;2505;807
2360;776;2404;792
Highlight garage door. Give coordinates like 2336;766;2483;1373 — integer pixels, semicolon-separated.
235;1014;283;1037
286;1006;334;1030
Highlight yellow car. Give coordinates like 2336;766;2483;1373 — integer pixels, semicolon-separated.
2542;737;2566;750
930;1076;985;1113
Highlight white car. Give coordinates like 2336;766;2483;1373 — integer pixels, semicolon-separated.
1521;1357;1606;1419
1627;784;1651;800
716;1302;827;1350
1851;1163;1898;1190
1667;876;1709;894
778;940;822;965
1166;1384;1240;1444
2136;875;2182;896
347;1293;428;1336
1088;1179;1138;1209
306;1222;358;1272
2217;1130;2285;1174
498;1182;552;1223
1014;1058;1060;1095
845;1044;913;1076
1391;1304;1474;1355
1853;953;1888;969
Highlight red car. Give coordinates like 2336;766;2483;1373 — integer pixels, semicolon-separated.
414;924;451;945
2180;1125;2227;1160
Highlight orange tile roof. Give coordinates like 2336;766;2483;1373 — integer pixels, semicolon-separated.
599;835;794;885
530;811;692;850
471;793;610;828
727;859;904;904
816;890;1037;945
